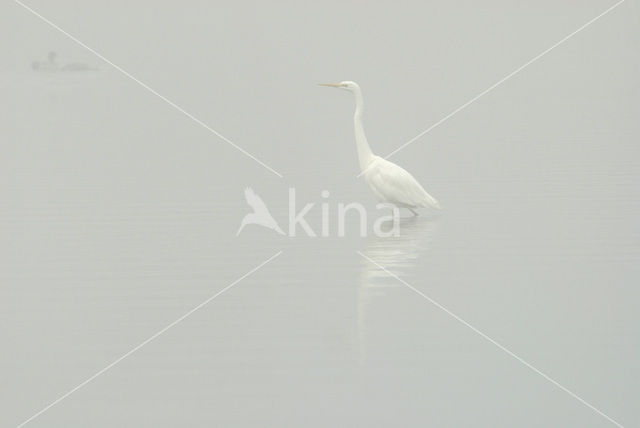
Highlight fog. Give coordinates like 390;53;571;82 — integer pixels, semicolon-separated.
1;1;639;426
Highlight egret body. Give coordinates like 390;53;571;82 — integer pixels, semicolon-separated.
320;81;441;215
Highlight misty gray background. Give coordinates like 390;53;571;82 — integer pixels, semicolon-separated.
1;0;638;427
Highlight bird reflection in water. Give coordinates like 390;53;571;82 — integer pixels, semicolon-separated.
356;215;439;364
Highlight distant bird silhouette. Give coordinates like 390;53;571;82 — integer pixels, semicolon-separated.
61;62;98;71
237;187;285;236
31;51;99;72
31;51;58;71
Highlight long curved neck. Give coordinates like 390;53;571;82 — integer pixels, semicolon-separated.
353;87;374;171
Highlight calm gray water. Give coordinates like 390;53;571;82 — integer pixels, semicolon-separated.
2;1;639;427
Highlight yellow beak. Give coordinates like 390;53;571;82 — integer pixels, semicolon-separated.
318;83;342;88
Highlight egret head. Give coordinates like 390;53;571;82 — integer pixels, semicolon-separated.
319;81;360;93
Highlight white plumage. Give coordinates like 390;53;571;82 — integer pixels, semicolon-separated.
363;156;441;211
320;81;440;214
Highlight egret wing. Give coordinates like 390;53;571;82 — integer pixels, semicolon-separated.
367;158;440;209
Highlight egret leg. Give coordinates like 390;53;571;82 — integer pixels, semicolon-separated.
409;208;419;216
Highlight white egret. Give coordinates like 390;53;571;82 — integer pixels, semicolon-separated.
320;81;441;215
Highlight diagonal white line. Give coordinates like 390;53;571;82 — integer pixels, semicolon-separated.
357;251;625;428
16;251;283;428
357;0;625;178
13;0;283;178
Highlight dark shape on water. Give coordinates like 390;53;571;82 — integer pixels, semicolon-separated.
31;51;99;72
